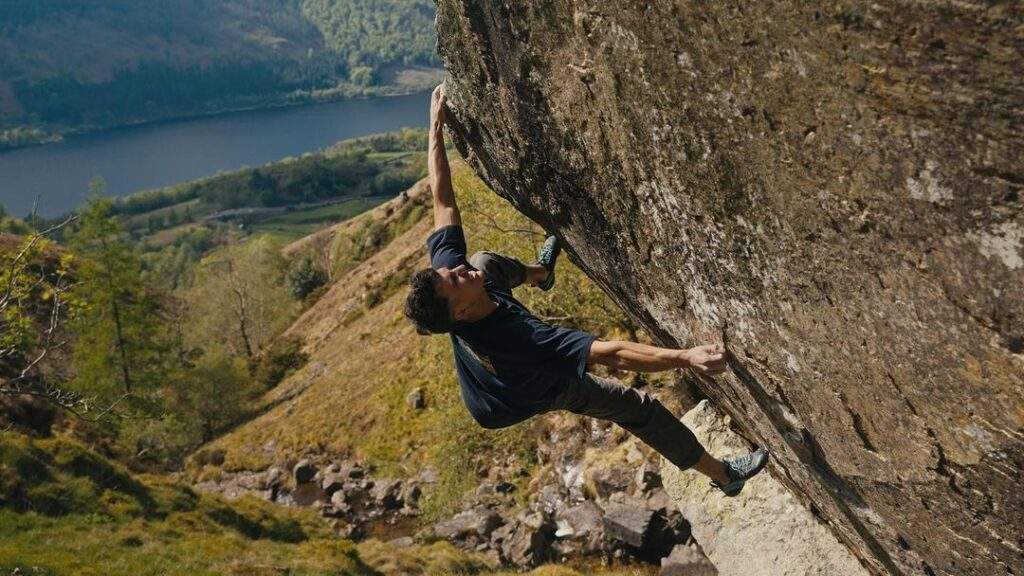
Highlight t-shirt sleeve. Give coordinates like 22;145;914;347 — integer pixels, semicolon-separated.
426;224;469;270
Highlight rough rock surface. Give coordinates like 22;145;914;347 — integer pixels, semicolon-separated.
663;400;868;576
436;2;1024;575
660;543;718;576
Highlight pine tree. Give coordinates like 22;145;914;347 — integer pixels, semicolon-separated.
68;180;171;410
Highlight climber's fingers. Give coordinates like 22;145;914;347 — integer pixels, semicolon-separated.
431;85;448;123
699;343;727;362
688;342;729;376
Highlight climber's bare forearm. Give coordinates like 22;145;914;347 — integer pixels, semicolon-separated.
429;87;460;229
587;340;727;375
588;340;687;372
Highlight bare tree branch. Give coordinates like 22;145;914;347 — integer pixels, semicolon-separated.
466;203;545;238
0;215;124;420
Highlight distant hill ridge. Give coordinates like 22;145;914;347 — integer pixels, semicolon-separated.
0;0;440;148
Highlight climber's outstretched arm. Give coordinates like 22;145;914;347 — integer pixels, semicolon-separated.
429;85;461;230
588;340;727;375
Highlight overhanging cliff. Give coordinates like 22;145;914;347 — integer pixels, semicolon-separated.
434;1;1024;574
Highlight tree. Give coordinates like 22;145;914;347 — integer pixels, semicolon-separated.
0;204;33;235
349;66;375;87
1;216;84;413
67;183;171;411
185;235;296;360
174;351;255;444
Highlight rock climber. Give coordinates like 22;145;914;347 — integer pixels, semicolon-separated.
404;85;769;496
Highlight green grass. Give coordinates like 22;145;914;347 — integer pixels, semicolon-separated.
0;432;374;575
0;431;515;575
249;196;393;239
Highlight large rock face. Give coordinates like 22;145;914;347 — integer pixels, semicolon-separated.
435;2;1023;575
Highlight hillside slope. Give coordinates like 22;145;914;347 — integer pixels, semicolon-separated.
205;160;638;519
435;2;1024;576
0;431;372;574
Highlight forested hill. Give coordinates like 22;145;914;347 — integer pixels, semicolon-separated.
0;0;439;149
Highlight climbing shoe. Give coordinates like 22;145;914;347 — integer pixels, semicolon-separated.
535;235;561;291
711;448;769;497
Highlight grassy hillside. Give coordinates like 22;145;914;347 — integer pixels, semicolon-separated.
0;424;654;575
0;430;511;575
0;1;440;149
202;160;651;521
1;159;668;575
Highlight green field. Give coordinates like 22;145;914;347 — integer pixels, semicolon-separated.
249;196;393;239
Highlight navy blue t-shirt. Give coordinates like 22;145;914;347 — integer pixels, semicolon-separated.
427;225;596;429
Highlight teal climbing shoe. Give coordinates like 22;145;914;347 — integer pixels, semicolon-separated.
536;235;561;291
711;448;769;497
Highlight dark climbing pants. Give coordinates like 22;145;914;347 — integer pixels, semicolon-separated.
468;250;706;471
547;373;706;471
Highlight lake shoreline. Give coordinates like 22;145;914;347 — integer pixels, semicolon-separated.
1;92;432;218
0;71;442;156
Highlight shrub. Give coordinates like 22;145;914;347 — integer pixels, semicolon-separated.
349;66;376;86
254;335;308;389
287;256;328;300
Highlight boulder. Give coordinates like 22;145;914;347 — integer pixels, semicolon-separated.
388;536;415;548
635;460;662;493
262;467;284;490
555;500;606;554
584;465;633;501
660;543;717;576
601;501;655;548
400;482;422;507
341;464;365;480
370;478;403;509
489;519;517;547
292;459;316;485
663;401;867;576
321;473;345;495
418;466;439;484
504;513;555;567
406;387;425;409
643;488;674;515
436;1;1024;574
329;490;348;508
434;506;504;540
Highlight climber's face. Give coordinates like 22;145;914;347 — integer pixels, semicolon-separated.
434;264;486;320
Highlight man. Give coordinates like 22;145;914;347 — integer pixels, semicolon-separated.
404;86;768;496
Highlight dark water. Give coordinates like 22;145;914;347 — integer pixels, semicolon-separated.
0;91;430;217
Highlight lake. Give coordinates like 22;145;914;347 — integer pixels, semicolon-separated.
0;91;431;217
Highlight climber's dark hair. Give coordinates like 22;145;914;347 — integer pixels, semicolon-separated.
404;268;453;335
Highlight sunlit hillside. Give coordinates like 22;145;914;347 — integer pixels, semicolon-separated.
0;160;667;576
201;159;649;521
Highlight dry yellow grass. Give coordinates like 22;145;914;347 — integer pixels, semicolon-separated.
205;159;656;523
